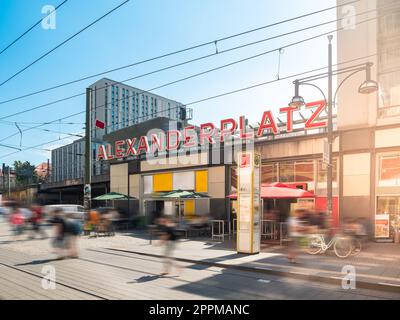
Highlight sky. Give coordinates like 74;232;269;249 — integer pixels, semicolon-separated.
0;0;341;166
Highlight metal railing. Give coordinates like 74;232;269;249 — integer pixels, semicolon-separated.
210;219;226;241
261;220;279;240
280;222;289;246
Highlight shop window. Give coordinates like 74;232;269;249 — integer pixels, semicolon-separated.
317;159;338;183
294;161;314;182
279;162;294;182
379;155;400;185
262;164;278;184
376;196;400;239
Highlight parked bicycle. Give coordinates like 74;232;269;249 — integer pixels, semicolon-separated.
306;233;359;258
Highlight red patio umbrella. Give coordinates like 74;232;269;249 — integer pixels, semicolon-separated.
227;183;314;199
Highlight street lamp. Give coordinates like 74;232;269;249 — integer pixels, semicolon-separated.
289;35;378;224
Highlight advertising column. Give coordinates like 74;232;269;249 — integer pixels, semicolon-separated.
237;152;261;254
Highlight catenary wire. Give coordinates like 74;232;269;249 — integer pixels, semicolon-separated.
0;51;379;159
0;0;360;104
0;0;131;87
0;0;70;56
0;7;384;123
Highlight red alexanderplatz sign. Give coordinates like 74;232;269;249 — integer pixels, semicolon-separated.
97;100;326;161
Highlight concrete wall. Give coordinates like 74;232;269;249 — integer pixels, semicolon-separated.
208;166;225;198
336;0;378;130
110;163;128;195
259;136;339;159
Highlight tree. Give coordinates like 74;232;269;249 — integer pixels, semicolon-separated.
13;160;38;186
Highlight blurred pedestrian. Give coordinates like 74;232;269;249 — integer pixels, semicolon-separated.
287;209;307;264
10;202;25;238
157;215;181;276
29;204;47;239
50;208;81;259
64;214;81;258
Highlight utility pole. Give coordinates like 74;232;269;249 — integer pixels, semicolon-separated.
84;88;92;211
7;166;11;199
47;158;50;182
2;163;5;194
327;35;333;221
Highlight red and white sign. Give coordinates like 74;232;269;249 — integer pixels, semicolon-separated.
97;100;327;161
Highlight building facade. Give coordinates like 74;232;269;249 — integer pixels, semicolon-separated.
336;0;400;239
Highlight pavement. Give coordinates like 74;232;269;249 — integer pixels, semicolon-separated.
105;233;400;293
0;220;399;300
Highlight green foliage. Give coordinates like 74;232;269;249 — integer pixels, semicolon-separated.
13;160;38;186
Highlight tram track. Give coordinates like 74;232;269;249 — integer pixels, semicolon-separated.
0;261;109;300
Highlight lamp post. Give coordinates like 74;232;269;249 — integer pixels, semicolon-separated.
289;35;378;223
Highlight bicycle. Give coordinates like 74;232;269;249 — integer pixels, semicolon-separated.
306;233;355;258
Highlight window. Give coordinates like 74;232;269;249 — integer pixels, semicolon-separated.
379;155;400;185
262;164;278;184
279;162;294;182
379;11;400;36
295;161;314;182
378;72;400;109
317;159;338;183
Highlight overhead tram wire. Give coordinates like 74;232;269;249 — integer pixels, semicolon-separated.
0;111;85;143
0;50;379;146
0;52;379;160
0;133;86;159
0;0;131;88
0;0;70;56
0;5;385;123
0;0;361;104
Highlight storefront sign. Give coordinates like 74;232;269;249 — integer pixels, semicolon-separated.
96;100;326;161
237;151;261;254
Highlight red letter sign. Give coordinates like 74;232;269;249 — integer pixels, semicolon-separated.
257;111;278;137
200;123;215;145
279;106;298;133
305;100;327;129
220;118;237;142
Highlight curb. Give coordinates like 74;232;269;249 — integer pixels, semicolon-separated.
105;247;400;294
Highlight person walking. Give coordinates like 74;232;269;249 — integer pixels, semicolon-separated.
64;216;81;258
29;204;46;239
10;202;25;239
157;215;181;276
287;209;307;264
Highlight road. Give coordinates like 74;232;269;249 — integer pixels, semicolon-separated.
0;221;398;300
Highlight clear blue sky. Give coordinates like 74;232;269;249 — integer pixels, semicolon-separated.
0;0;338;166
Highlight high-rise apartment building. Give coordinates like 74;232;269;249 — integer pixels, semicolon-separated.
51;79;191;183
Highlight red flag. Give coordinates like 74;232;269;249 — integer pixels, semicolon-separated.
95;119;105;129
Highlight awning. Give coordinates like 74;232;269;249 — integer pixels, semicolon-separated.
156;190;210;199
92;192;136;200
227;183;314;199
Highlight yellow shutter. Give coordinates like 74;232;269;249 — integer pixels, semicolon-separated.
184;200;195;217
153;173;173;192
195;170;208;193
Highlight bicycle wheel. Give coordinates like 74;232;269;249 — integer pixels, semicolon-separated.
334;237;353;258
352;238;362;255
307;235;323;255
